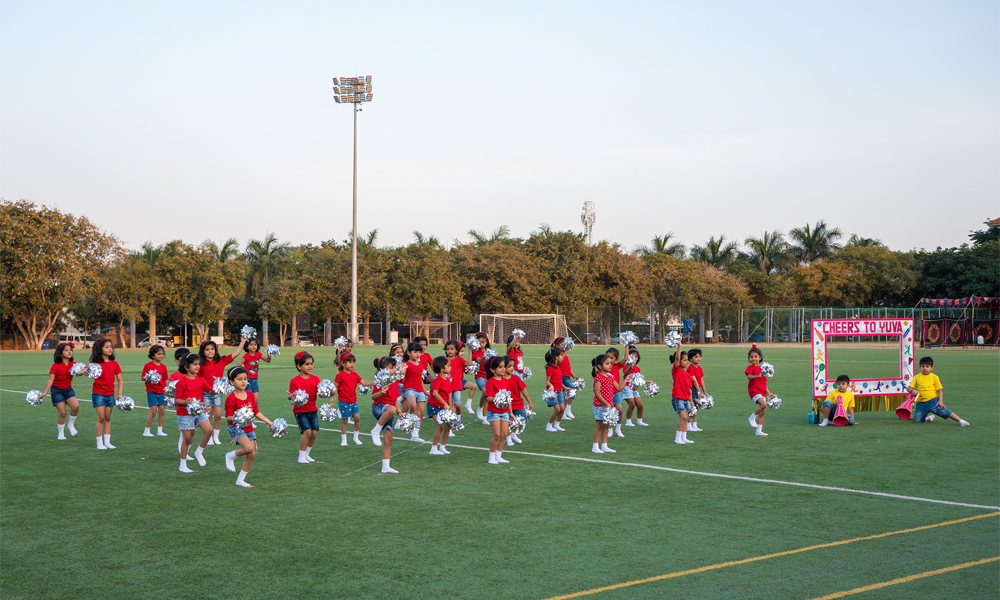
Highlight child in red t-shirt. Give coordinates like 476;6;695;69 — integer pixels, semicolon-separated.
544;347;567;432
174;353;215;472
89;338;123;450
746;345;774;437
686;348;706;432
467;333;491;421
223;366;276;487
622;347;652;428
551;337;579;420
141;345;170;437
38;342;82;440
591;353;629;453
170;348;191;454
482;357;512;464
333;353;373;447
198;337;247;446
669;343;694;445
370;357;404;473
428;356;456;455
506;333;526;379
445;340;475;420
241;338;272;396
504;356;533;445
290;352;321;463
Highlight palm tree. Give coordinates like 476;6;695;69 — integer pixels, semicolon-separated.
342;229;380;250
412;231;443;248
690;235;739;269
467;225;511;247
846;234;884;247
133;241;163;344
744;230;791;274
244;233;291;299
789;221;843;263
203;238;241;337
634;233;686;258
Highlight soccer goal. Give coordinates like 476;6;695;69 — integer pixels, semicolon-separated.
478;314;569;345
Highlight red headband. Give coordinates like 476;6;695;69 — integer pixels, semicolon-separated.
295;351;306;361
341;353;356;363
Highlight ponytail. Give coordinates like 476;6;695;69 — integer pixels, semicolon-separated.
545;347;563;367
591;354;609;378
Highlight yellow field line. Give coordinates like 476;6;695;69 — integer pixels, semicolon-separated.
540;512;1000;600
808;556;1000;599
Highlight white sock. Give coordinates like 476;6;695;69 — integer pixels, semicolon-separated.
213;428;221;443
96;436;106;449
157;427;167;436
341;434;348;445
298;450;309;463
58;423;66;438
675;431;684;444
306;447;315;461
179;458;193;473
178;435;183;453
68;414;78;427
143;427;152;436
683;431;694;444
103;434;114;449
601;443;615;453
756;426;768;436
488;451;498;464
820;418;829;426
555;422;565;431
236;470;251;487
546;423;556;431
381;459;398;473
592;442;602;453
496;451;509;463
625;418;633;426
959;419;970;426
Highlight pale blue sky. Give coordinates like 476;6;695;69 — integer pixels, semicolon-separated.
2;1;997;252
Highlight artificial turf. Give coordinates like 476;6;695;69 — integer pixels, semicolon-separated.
1;344;997;599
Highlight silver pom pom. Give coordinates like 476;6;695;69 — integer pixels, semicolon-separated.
664;331;682;347
483;348;497;361
464;363;479;375
511;328;526;340
270;418;288;438
393;355;404;365
565;387;578;400
466;336;481;351
69;362;87;377
602;407;620;426
334;336;349;349
116;396;135;413
618;331;639;346
26;390;43;406
644;382;660;397
630;373;646;388
143;370;162;385
436;409;463;431
186;399;205;416
563;338;575;351
625;354;636;366
319;403;339;421
573;377;586;390
240;325;257;339
689;405;698;417
288;389;309;407
373;369;394;390
766;395;782;409
542;390;558;404
86;363;103;379
696;394;715;409
265;344;281;358
357;385;371;396
165;395;176;409
759;362;775;378
317;379;335;399
213;377;234;396
521;366;532;379
524;408;536;420
396;413;419;433
165;380;177;399
394;369;405;382
233;406;254;427
492;390;512;409
509;415;527;436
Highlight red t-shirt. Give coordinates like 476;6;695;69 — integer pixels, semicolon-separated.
593;372;615;407
472;349;487;379
419;353;433;375
335;370;362;404
92;360;122;395
672;365;693;400
199;354;235;387
507;375;527;410
49;361;77;389
225;391;259;432
559;355;573;378
289;375;320;413
449;357;467;392
142;362;169;394
243;352;263;379
546;365;564;392
507;348;524;373
429;375;451;408
688;364;704;388
746;365;767;398
402;361;424;391
483;377;511;413
611;362;623;384
169;371;184;382
175;376;212;416
628;365;642;388
373;381;399;407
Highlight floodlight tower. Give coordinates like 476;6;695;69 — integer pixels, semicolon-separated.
581;201;596;245
333;75;373;344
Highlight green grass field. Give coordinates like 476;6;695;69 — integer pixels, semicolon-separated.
2;344;998;600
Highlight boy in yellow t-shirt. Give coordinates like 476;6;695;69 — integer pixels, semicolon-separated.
819;375;856;426
907;357;969;426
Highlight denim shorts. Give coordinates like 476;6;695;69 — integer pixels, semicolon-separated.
338;401;360;419
372;403;396;432
751;394;766;404
203;392;224;408
227;424;256;441
487;411;509;422
621;387;636;400
592;406;609;421
178;413;209;430
295;410;319;432
612;392;622;406
691;385;700;400
403;388;426;403
562;375;575;390
92;393;116;408
671;398;692;414
475;377;487;391
821;401;856;424
147;392;166;407
546;391;564;407
247;379;259;393
913;399;952;423
427;404;445;419
50;386;76;406
512;409;526;420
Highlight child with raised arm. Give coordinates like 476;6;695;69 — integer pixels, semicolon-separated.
224;366;276;487
370;357;404;473
427;356;455;455
544;347;567;432
686;348;705;432
141;345;170;437
819;375;856;426
333;353;372;446
198;337;247;446
669;343;695;445
553;337;579;420
241;338;271;397
746;344;774;437
38;342;82;440
908;357;970;426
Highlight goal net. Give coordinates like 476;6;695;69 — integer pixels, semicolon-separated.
478;314;569;345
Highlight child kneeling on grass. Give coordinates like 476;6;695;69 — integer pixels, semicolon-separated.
224;366;276;488
819;375;856;426
908;357;969;426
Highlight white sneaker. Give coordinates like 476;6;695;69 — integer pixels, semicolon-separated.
496;455;509;463
67;423;78;436
511;433;522;444
353;435;363;446
554;423;565;431
225;451;236;472
371;426;383;446
637;420;649;427
194;450;206;467
506;437;514;447
429;448;443;455
749;414;758;428
465;400;473;414
440;446;451;454
546;424;557;432
143;430;155;437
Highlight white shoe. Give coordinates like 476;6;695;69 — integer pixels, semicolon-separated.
465;400;473;414
381;466;399;474
496;455;509;463
637;420;649;427
819;420;828;427
206;437;216;446
563;412;575;420
194;450;206;467
156;429;168;436
926;414;935;422
143;430;155;437
749;414;758;428
298;457;310;464
67;424;78;436
429;448;443;455
353;435;363;445
371;426;383;446
546;424;556;432
684;438;694;444
179;462;194;473
104;441;116;450
306;454;316;462
225;451;236;472
488;457;499;464
481;420;489;426
554;423;565;431
440;446;451;454
601;445;616;453
615;429;625;438
756;429;769;437
476;409;484;421
411;434;425;442
625;421;635;427
341;439;349;446
505;437;514;447
511;433;522;444
592;447;604;454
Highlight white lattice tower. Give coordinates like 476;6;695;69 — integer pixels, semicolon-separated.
581;201;596;245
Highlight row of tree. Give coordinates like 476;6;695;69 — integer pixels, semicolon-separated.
2;199;997;350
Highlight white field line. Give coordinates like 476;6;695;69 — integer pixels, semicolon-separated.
5;387;998;510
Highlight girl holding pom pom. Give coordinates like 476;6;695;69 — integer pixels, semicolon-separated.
334;338;353;368
428;356;455;455
746;345;773;437
622;347;649;427
504;356;532;445
669;343;695;445
544;347;566;432
174;353;215;472
38;342;82;440
552;337;580;420
332;353;373;447
90;338;123;450
400;342;427;442
591;353;630;454
198;338;247;446
444;340;473;420
224;366;276;488
482;357;512;464
506;333;526;380
468;333;491;422
370;357;404;473
241;338;271;397
290;351;320;464
141;345;170;437
606;347;627;439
